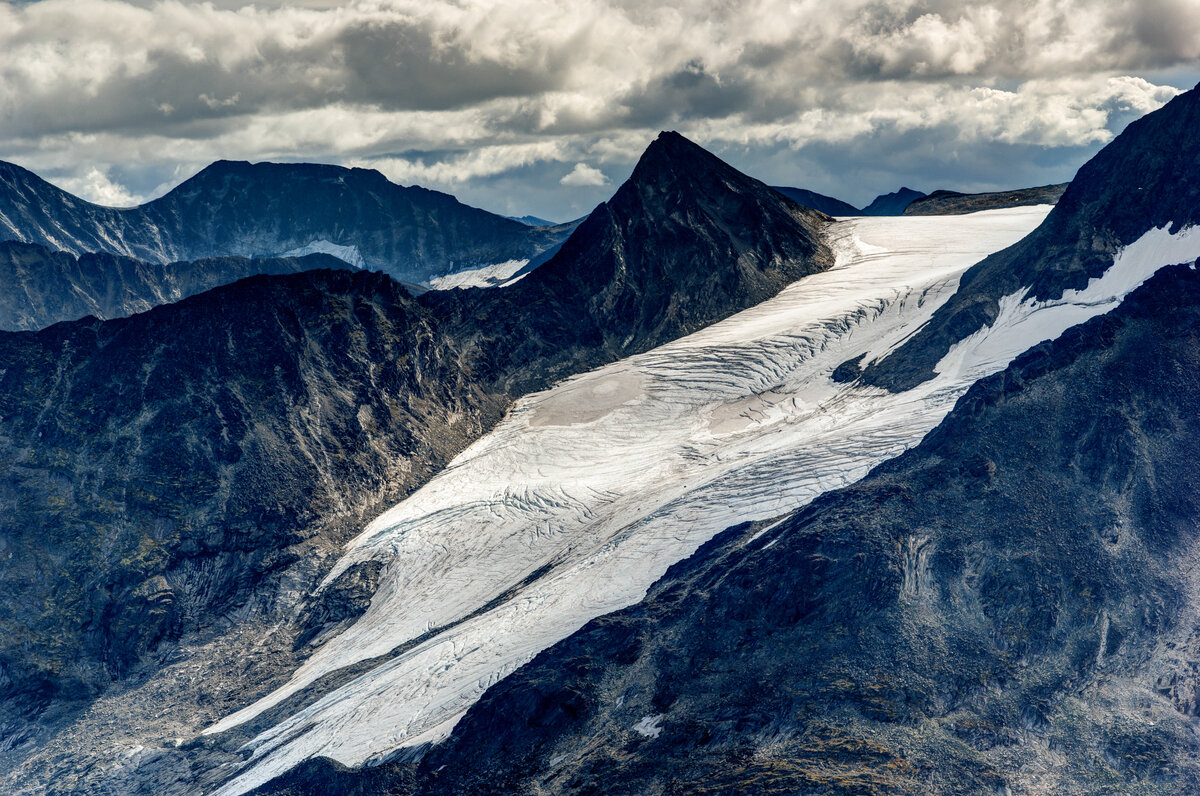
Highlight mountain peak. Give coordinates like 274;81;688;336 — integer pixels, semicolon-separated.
626;130;728;188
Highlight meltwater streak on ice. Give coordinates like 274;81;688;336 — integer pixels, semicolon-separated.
206;207;1200;796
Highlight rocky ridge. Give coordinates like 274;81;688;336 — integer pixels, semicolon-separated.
903;183;1069;216
0;241;356;331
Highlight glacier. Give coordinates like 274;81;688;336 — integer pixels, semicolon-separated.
204;207;1200;795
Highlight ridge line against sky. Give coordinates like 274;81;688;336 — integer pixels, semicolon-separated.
1;0;1197;221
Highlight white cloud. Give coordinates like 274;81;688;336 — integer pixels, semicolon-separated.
0;0;1195;215
53;167;143;207
559;162;609;187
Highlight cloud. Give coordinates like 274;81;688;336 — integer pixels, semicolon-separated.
559;162;609;187
53;167;143;207
0;0;1195;218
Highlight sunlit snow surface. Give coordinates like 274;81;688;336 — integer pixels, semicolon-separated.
426;259;530;290
207;208;1200;795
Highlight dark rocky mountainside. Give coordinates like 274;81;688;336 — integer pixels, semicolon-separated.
860;186;925;215
902;183;1068;216
437;130;833;395
770;186;860;216
0;159;567;283
0;131;832;794
0;241;354;331
411;259;1200;796
860;82;1200;391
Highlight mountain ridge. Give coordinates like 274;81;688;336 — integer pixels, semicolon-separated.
0;158;568;284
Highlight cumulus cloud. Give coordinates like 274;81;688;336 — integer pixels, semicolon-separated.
559;162;609;186
0;0;1196;216
54;167;143;207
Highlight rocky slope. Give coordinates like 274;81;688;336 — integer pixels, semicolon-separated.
859;82;1200;391
902;183;1068;216
0;131;832;794
0;241;356;331
0;159;567;284
769;186;860;216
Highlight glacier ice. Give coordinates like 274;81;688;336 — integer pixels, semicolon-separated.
205;207;1200;795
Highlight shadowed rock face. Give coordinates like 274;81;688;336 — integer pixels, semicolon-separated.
860;82;1200;392
395;260;1200;796
0;241;356;331
902;183;1068;216
0;131;833;794
0;159;568;284
860;186;925;215
770;186;860;216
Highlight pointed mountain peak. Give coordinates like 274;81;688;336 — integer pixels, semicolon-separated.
624;130;740;190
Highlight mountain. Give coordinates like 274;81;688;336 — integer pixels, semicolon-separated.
0;131;833;794
0;160;568;284
858;83;1200;391
769;186;860;216
0;241;356;331
902;183;1068;216
860;186;926;215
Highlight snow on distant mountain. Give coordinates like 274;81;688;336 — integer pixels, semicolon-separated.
280;239;366;269
426;259;530;290
204;206;1058;794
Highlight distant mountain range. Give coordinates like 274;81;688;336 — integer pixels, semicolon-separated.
903;183;1069;215
860;185;927;215
0;241;357;331
0;159;569;285
769;186;860;216
506;214;558;227
773;183;1064;217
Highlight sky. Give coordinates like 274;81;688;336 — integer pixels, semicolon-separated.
0;0;1198;222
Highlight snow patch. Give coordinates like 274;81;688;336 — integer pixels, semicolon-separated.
212;207;1200;796
632;715;664;739
426;259;530;290
280;240;365;269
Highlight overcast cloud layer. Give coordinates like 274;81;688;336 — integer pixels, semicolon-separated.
1;0;1197;219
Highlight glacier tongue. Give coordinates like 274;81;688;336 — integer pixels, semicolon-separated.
203;204;1198;796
